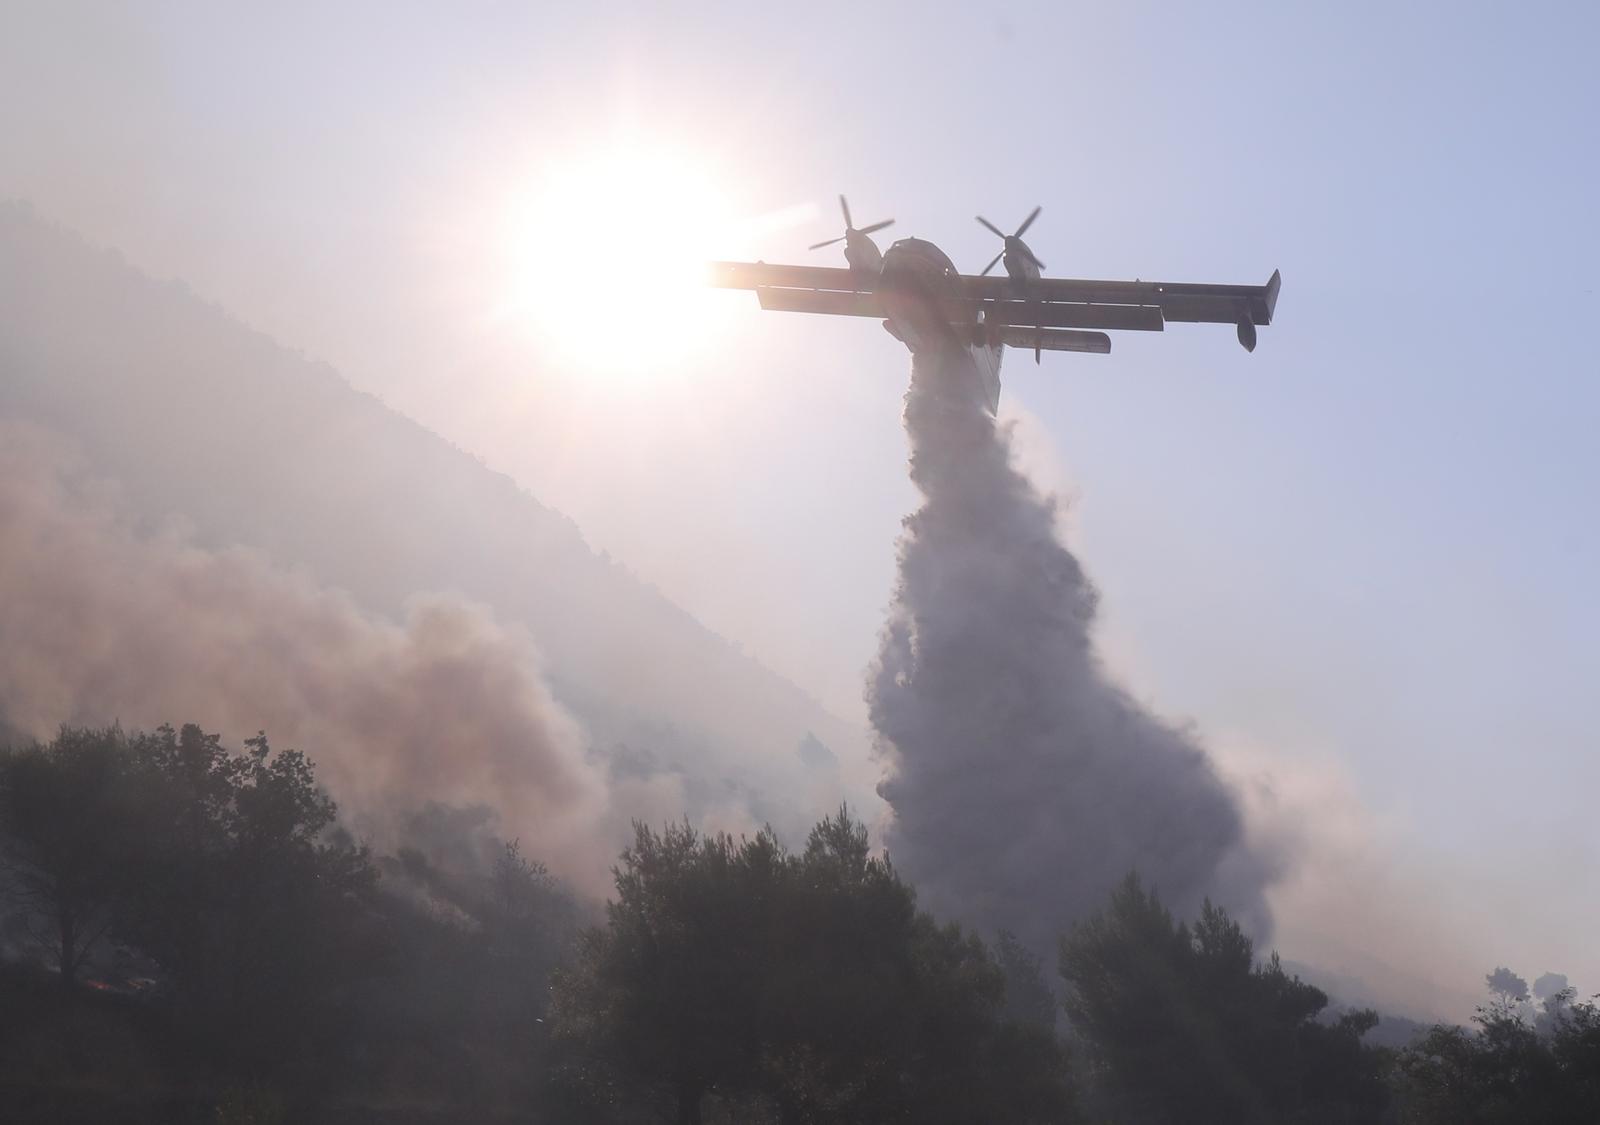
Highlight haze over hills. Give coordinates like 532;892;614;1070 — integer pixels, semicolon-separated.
0;201;871;859
0;204;1528;1022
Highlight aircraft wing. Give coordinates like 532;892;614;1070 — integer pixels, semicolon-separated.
706;260;1148;328
755;287;885;318
708;260;1281;348
708;261;887;317
959;270;1282;329
708;261;869;294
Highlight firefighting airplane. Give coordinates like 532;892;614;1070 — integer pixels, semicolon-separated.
708;196;1280;414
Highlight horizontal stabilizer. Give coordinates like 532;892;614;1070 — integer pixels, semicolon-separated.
1000;328;1112;354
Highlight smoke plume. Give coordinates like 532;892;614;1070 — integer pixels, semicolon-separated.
870;351;1279;953
0;419;648;894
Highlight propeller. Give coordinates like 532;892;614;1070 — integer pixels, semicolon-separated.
976;206;1045;274
809;195;894;251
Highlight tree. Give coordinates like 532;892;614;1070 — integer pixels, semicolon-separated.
550;808;1076;1125
485;838;578;1005
116;724;379;1067
759;809;1073;1124
754;806;918;1122
550;818;777;1124
1396;974;1600;1124
0;726;134;988
356;825;584;1119
1485;966;1529;1004
996;928;1058;1031
1060;874;1389;1125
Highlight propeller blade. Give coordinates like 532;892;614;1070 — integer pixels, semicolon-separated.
858;218;895;236
809;236;847;250
980;250;1005;276
1026;247;1046;270
839;194;853;230
1014;205;1042;237
976;215;1006;239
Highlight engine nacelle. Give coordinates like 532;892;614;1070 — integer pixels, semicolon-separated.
1236;313;1257;353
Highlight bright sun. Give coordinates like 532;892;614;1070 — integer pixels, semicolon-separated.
500;145;736;377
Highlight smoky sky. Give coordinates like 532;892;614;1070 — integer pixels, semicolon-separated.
870;350;1279;953
0;419;656;895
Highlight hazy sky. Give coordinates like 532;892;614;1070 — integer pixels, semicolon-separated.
4;0;1597;1009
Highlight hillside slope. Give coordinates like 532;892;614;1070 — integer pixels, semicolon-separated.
0;202;867;835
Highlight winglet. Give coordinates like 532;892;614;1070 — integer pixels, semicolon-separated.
1263;269;1282;325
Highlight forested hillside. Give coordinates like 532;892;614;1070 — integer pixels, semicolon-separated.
0;202;867;839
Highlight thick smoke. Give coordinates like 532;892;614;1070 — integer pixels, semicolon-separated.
870;351;1279;953
0;420;684;895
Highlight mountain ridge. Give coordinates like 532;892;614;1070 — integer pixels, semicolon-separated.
0;200;870;835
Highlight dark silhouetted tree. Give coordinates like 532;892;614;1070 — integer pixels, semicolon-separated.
550;819;776;1124
1485;966;1529;1004
116;724;379;1069
757;809;1073;1124
486;838;577;1003
0;726;133;988
550;807;1075;1125
1397;975;1600;1125
996;927;1059;1031
1060;873;1388;1125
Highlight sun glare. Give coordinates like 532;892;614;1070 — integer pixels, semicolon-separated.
500;146;738;378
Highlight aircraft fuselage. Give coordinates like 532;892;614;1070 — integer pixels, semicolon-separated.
877;238;1003;413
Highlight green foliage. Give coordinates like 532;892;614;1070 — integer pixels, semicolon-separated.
1395;986;1600;1124
551;818;782;1122
485;838;578;1009
1060;874;1389;1125
329;850;578;1121
0;722;380;1082
22;721;1598;1125
110;724;379;1070
550;806;1076;1125
997;928;1059;1031
1484;966;1528;1003
0;726;136;986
